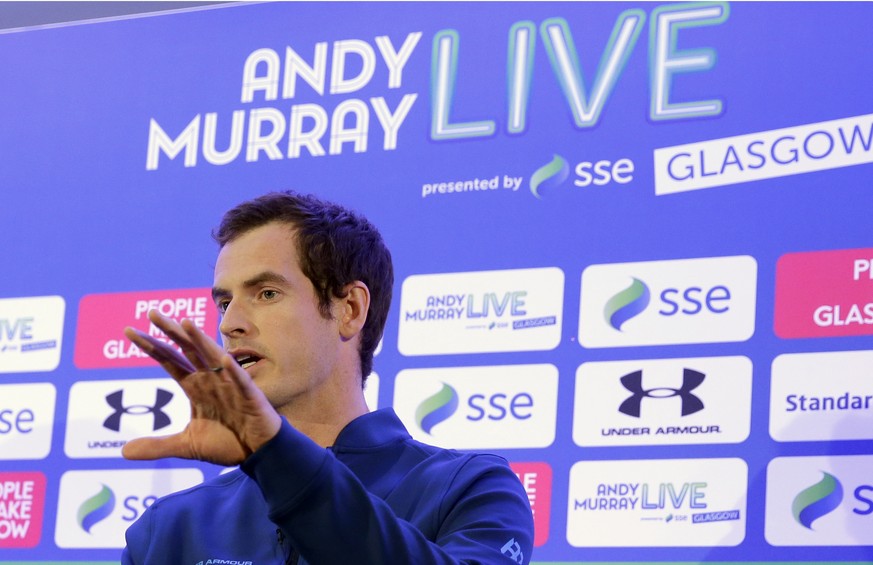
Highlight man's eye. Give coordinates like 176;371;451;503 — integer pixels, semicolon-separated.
262;290;278;300
217;300;230;313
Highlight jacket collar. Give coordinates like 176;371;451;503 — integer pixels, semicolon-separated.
331;408;411;450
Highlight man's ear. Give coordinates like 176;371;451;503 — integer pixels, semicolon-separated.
338;281;370;340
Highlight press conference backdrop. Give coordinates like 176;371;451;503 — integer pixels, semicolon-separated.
1;1;872;563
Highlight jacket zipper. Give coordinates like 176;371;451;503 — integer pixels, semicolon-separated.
276;528;300;565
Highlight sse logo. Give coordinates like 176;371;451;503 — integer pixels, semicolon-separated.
766;455;873;546
579;255;757;348
55;469;202;548
0;383;56;460
529;154;634;198
394;364;558;449
792;472;843;531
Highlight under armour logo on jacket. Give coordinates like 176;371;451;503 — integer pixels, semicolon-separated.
618;368;705;418
501;537;524;563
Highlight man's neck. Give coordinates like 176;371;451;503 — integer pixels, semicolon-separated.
278;389;370;448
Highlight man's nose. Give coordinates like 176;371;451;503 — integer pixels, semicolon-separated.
218;299;253;337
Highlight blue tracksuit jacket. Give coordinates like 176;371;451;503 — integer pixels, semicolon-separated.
122;408;534;564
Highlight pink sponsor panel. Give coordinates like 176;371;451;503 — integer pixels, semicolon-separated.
510;461;552;547
74;288;218;369
775;247;873;338
0;471;45;548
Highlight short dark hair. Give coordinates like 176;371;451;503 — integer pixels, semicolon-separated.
213;191;393;381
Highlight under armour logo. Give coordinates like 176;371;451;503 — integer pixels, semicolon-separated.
103;388;173;431
501;537;524;563
618;368;704;418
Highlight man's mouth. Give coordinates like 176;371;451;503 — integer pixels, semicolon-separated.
233;354;262;370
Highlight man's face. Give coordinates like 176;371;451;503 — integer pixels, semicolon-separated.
212;222;341;412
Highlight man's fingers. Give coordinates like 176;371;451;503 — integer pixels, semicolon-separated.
122;434;190;461
124;326;197;375
217;353;263;401
147;310;212;370
180;318;228;370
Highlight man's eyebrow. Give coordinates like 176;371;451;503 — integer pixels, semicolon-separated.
244;271;292;288
212;271;292;302
211;287;230;302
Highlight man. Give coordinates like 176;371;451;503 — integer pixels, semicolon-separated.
121;191;534;564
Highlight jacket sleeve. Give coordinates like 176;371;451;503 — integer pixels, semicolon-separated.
240;419;534;564
120;500;153;565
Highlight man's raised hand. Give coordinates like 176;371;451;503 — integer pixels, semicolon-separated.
121;310;281;466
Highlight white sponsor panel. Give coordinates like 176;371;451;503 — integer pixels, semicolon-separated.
765;455;873;546
393;364;558;449
770;350;873;442
654;113;873;195
0;383;56;460
567;458;747;547
398;268;563;355
0;296;65;373
579;256;756;348
364;371;379;412
574;356;752;447
64;378;190;459
55;468;203;548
